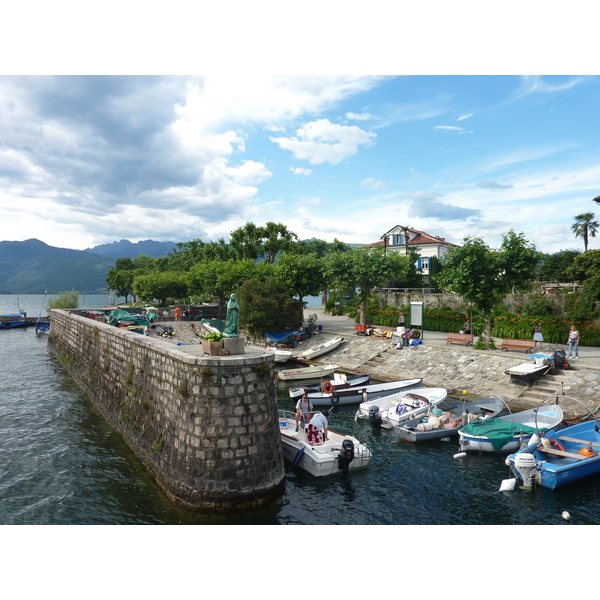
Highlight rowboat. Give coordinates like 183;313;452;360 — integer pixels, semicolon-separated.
278;409;372;477
288;373;371;399
265;347;292;363
0;312;27;329
506;418;600;489
396;396;504;442
355;387;447;428
296;336;343;360
458;403;563;453
302;377;423;407
276;364;339;381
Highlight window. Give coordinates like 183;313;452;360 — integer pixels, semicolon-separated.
392;233;405;246
417;257;429;269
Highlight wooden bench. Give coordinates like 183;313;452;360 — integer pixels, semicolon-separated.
443;332;474;346
497;338;535;353
539;447;587;460
558;436;600;448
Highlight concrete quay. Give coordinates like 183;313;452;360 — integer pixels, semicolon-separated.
296;307;600;420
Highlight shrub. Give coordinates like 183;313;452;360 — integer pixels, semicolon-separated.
47;290;79;310
204;331;223;342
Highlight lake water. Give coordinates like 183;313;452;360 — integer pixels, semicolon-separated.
1;295;598;526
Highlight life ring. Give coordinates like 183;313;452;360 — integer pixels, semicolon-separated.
322;381;334;394
292;447;305;466
331;395;340;405
549;439;566;452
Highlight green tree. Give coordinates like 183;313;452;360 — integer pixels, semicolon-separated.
565;249;600;304
47;289;79;310
571;212;599;251
275;253;327;328
133;272;188;305
187;259;259;317
237;277;298;339
437;231;537;347
537;249;580;282
327;246;411;324
229;222;299;263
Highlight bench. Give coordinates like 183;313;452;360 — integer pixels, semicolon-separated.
558;436;600;448
539;447;587;460
497;338;535;353
443;332;474;346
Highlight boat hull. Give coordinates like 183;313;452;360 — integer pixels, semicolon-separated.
298;337;343;360
308;378;423;407
278;411;372;477
288;374;371;399
0;312;27;329
277;364;339;381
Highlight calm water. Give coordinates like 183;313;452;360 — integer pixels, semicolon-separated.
1;294;599;525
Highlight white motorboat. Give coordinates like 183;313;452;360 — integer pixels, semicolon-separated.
301;377;423;407
355;387;448;428
265;347;292;363
296;336;344;360
278;410;372;476
458;403;564;453
288;373;371;400
276;364;338;381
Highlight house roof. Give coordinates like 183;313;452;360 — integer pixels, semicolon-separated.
362;227;459;249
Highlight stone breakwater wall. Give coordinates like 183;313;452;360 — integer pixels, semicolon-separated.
48;310;285;512
301;334;600;419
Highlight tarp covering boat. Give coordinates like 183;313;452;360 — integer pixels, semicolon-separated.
460;419;542;452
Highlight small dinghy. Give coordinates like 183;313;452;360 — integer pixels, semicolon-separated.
458;403;563;453
396;396;504;442
278;410;372;477
265;347;293;363
288;373;371;400
276;364;338;381
296;336;344;360
356;387;448;428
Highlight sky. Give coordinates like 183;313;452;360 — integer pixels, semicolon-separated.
2;7;599;258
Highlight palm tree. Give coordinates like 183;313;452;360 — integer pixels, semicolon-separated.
571;212;599;251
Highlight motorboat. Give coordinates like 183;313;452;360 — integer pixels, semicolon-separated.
397;396;504;442
504;362;551;386
276;364;339;381
288;373;371;400
278;409;372;477
504;396;600;489
0;312;27;329
458;403;563;453
302;377;423;407
356;387;448;428
295;336;343;360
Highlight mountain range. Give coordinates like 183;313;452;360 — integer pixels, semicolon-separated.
0;238;175;294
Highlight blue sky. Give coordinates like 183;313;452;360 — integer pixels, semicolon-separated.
1;9;599;256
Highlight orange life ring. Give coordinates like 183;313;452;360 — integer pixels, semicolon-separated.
322;381;334;394
549;439;566;452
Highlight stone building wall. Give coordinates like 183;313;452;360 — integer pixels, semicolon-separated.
48;310;285;512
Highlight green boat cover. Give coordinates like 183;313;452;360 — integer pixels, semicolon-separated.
108;310;149;328
202;319;225;333
461;419;546;451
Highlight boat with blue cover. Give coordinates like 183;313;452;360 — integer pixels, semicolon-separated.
505;396;600;489
0;312;27;329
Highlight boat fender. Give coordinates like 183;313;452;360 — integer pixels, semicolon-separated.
292;447;305;467
549;439;566;452
453;452;467;459
322;381;334;394
331;395;340;405
579;444;595;457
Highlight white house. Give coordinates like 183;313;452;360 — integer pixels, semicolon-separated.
364;226;459;283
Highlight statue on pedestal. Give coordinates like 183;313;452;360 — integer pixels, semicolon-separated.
224;293;239;337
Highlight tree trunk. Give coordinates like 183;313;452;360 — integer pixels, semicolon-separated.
480;315;492;347
360;296;367;325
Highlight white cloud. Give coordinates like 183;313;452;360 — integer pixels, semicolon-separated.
270;118;376;165
458;113;472;121
290;167;313;176
360;177;386;190
435;125;464;132
346;112;375;121
224;160;272;185
513;75;587;99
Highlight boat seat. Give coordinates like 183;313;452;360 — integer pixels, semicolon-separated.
539;447;588;460
558;436;600;448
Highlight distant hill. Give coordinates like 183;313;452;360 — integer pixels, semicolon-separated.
0;239;117;294
86;239;177;258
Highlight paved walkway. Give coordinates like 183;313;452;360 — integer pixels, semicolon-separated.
304;306;600;370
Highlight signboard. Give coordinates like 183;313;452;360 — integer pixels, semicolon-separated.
410;302;424;327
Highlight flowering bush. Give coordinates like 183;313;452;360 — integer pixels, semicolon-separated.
218;348;230;356
402;329;421;340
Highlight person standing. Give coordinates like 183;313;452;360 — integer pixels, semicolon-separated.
533;321;544;350
567;325;579;359
306;411;329;445
295;393;313;432
174;306;182;322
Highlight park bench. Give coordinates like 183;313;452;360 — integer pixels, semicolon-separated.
497;338;535;353
443;332;474;346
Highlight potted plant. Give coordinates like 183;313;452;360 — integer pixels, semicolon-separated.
202;331;224;356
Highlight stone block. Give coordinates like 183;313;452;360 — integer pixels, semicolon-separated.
224;336;245;355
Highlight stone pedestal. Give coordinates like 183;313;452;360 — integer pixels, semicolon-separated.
224;336;245;355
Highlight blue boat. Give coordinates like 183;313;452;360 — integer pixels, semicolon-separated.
0;312;27;329
506;408;600;489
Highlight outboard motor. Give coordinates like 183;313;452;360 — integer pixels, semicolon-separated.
337;438;355;475
368;405;382;427
513;453;540;487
